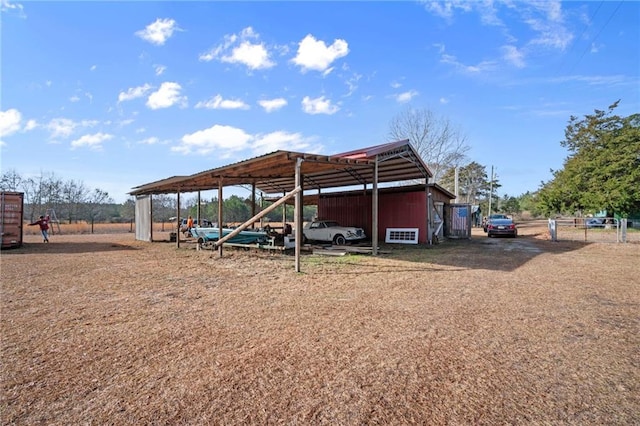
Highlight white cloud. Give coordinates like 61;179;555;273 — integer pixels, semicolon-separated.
439;97;449;104
440;50;497;74
0;108;22;137
421;0;471;20
70;95;80;102
90;65;97;71
258;98;288;113
174;124;252;155
224;41;274;70
502;45;526;68
199;27;275;70
195;95;250;110
390;81;402;89
118;84;153;103
139;137;160;145
70;132;113;150
301;96;340;115
252;131;312;155
154;65;166;76
135;18;180;46
46;118;98;139
1;0;25;17
47;118;77;138
394;90;419;103
146;82;187;109
291;34;349;73
24;119;38;131
424;0;574;55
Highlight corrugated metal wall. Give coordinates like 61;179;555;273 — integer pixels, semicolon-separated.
318;190;429;244
1;191;24;249
135;195;152;242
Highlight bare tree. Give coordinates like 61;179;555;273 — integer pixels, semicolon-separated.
388;107;470;183
0;169;23;191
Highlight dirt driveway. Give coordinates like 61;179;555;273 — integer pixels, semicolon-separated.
2;221;638;424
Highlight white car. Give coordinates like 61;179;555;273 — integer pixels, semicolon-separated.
303;220;367;245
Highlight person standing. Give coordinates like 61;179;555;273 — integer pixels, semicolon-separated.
29;215;50;243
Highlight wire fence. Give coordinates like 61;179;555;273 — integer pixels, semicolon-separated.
548;218;640;243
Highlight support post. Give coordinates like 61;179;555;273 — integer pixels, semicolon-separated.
217;181;223;258
176;191;181;248
251;183;256;229
372;157;378;256
295;158;303;272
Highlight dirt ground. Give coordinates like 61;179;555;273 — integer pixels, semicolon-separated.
1;221;638;425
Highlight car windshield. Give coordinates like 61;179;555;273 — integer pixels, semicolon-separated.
324;221;339;227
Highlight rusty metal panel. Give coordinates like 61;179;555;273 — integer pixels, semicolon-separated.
318;190;428;244
1;191;24;249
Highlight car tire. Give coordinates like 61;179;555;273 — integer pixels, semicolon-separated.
333;234;346;245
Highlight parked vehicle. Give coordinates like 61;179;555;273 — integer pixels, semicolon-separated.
486;218;517;238
585;218;605;228
483;214;510;232
303;220;366;245
180;218;214;235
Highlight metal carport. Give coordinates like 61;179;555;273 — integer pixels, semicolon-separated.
129;139;432;272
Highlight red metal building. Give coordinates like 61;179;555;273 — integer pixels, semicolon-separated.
315;184;455;244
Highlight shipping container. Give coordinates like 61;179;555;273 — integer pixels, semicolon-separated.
1;191;24;249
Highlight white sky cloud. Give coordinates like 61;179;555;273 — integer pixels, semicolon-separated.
440;51;497;74
175;124;252;155
47;118;77;138
138;137;160;145
24;119;38;131
394;90;419;103
135;18;180;46
291;34;349;73
301;96;340;115
154;65;166;76
252;131;311;155
118;84;153;103
199;27;275;70
1;0;25;17
70;132;113;150
195;95;250;110
146;82;187;109
258;98;288;113
502;45;526;68
0;108;22;137
46;118;98;139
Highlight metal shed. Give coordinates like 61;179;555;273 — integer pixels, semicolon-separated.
129;139;432;271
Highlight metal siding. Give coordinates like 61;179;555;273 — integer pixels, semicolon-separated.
318;190;428;244
135;195;152;242
1;192;24;249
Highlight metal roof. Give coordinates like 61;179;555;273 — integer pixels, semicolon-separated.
129;139;432;197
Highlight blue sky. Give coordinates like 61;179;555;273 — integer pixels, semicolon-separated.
1;0;638;203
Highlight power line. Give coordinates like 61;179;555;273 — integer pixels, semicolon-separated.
568;1;624;74
559;0;604;74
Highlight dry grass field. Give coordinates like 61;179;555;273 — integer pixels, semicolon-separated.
2;221;638;424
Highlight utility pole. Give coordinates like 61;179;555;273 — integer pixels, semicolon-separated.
488;166;494;215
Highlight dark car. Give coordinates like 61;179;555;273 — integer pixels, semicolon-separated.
487;218;517;238
483;214;510;232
